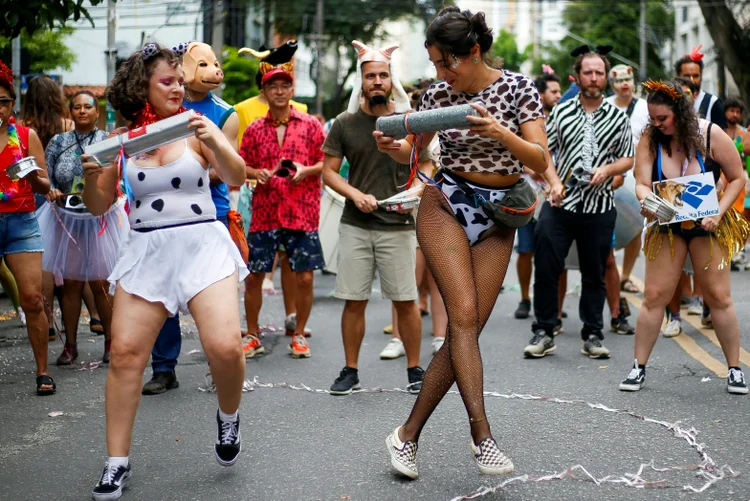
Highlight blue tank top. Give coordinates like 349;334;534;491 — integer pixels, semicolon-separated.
126;140;217;229
183;93;234;217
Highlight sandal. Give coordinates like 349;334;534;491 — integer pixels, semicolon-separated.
36;374;56;396
620;279;639;293
90;318;104;334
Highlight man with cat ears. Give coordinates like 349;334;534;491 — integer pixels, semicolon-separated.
322;41;429;395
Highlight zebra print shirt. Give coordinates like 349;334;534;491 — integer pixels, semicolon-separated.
548;96;635;213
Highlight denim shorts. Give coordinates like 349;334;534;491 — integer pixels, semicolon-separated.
516;219;536;253
0;211;45;255
247;229;325;273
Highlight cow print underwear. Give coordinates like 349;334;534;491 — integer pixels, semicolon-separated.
439;170;510;246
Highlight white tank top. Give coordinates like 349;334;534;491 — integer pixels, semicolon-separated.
126;140;216;229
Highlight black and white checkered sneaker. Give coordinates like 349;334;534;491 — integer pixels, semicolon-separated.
385;426;418;479
727;368;748;395
92;462;131;501
471;437;514;475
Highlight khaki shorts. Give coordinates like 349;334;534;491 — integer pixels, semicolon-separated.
334;223;418;301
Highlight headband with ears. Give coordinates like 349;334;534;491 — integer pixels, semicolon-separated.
570;44;613;57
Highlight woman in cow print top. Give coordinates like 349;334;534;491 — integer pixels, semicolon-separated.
377;7;548;481
81;43;249;500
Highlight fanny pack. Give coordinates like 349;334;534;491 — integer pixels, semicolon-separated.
446;173;538;229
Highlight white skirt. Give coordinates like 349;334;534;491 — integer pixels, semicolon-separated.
108;220;249;316
37;198;130;285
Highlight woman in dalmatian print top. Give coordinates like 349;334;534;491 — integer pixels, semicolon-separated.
81;43;249;501
377;8;548;480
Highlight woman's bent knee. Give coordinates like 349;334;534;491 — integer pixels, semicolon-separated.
19;290;44;313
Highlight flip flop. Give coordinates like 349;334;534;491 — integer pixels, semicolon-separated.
90;318;104;334
36;375;56;396
620;279;639;293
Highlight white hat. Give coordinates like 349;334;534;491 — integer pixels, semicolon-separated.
347;40;411;115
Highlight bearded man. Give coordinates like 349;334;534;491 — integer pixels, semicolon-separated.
321;41;427;395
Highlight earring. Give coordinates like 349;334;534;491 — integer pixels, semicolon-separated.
472;57;479;64
451;55;461;69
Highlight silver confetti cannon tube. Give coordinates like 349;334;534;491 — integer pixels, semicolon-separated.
375;104;480;138
84;110;198;164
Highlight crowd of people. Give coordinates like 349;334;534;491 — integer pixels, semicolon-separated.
0;5;748;500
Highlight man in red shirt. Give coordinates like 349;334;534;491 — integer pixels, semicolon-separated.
239;67;326;359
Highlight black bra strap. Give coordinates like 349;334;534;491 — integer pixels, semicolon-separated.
706;122;713;156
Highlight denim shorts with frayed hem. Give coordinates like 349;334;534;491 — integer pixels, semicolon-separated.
0;211;44;255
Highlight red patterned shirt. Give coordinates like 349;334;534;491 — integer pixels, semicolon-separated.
240;107;325;232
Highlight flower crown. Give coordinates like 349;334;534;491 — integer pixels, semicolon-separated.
642;79;682;102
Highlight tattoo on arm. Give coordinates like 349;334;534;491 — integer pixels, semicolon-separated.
532;141;548;165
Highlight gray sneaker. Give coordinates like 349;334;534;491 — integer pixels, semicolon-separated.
582;335;610;359
523;331;556;358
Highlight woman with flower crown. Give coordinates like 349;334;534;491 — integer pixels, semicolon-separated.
81;43;249;501
620;79;749;395
0;60;53;395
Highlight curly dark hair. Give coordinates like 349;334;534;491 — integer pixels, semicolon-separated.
425;7;498;67
644;79;704;159
21;75;68;148
674;55;703;76
533;73;561;94
106;44;180;121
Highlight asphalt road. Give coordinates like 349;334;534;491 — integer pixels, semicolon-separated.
1;250;748;501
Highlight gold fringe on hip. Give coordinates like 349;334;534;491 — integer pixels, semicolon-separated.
642;207;750;270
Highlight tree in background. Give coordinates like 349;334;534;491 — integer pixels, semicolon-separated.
526;0;673;90
221;46;260;105
2;0;104;38
490;29;526;72
0;27;77;73
696;0;750;107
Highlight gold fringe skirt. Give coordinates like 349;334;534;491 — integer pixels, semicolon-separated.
643;207;750;270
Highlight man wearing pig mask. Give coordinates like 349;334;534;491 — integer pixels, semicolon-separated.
141;41;241;396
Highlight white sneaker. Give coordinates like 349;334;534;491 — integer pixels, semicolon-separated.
661;318;682;338
262;278;274;291
431;336;445;355
380;338;405;359
17;309;26;326
687;297;703;316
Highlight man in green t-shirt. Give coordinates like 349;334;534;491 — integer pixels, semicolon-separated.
322;41;424;395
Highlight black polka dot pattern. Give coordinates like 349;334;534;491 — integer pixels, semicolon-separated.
151;199;165;212
171;177;181;189
138;172;146;181
135;200;141;209
191;204;202;215
198;178;204;187
135;218;141;224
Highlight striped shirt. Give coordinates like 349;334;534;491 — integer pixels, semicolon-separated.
548;95;634;213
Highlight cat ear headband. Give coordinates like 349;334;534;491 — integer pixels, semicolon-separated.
142;42;190;60
570;45;613;58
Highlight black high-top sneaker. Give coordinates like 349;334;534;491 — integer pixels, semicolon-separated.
215;411;241;466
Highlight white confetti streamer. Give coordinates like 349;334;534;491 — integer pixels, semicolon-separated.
197;377;739;496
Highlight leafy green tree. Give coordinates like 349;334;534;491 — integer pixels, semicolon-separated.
528;0;673;88
221;46;260;105
490;29;526;72
2;0;104;38
0;27;77;72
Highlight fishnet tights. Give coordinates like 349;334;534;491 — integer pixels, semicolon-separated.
402;186;515;445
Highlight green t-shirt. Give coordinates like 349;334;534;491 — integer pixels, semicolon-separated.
322;108;415;231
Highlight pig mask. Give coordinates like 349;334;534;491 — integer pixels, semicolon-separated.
609;64;637;98
183;42;224;93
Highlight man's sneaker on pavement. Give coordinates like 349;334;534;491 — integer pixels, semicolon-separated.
687;296;703;315
553;319;564;336
215;411;241;467
471;437;514;475
288;334;311;358
386;426;418;479
523;330;556;358
407;366;424;394
611;313;635;335
581;334;610;359
330;367;361;395
380;338;406;359
727;368;748;395
431;336;445;355
514;299;531;319
142;371;179;395
661;316;682;337
619;359;646;391
92;462;131;501
242;334;265;358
